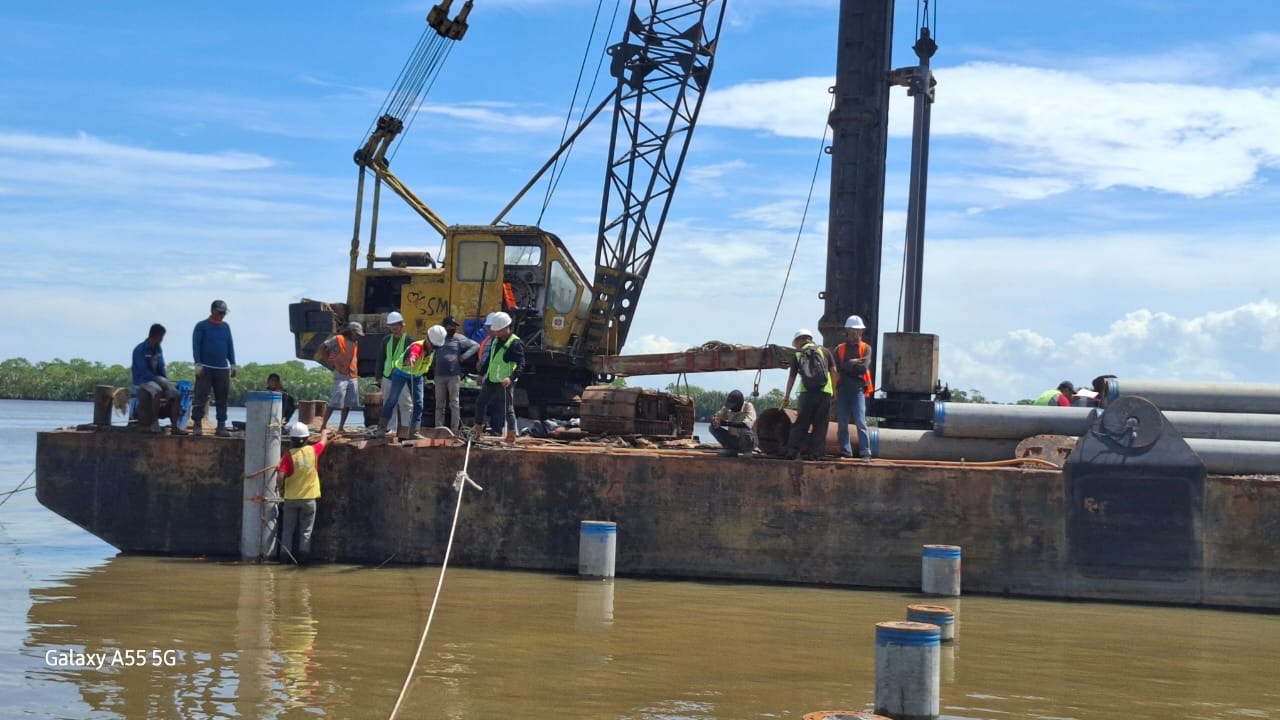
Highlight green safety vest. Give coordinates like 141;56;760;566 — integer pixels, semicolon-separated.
486;334;520;383
795;343;834;396
396;340;434;377
1033;389;1062;406
382;334;408;379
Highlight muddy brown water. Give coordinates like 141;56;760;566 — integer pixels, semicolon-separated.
4;401;1280;719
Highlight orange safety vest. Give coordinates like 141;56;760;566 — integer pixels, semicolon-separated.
502;282;518;310
835;341;874;397
329;335;358;378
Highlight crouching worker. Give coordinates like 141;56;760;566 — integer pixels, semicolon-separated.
277;423;330;564
132;323;186;435
710;389;756;457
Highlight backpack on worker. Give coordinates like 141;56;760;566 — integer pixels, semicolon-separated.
797;344;828;392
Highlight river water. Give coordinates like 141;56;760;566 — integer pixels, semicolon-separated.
2;399;1278;719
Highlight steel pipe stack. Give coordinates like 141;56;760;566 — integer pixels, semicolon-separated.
1104;379;1280;414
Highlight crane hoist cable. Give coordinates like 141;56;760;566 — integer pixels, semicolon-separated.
752;95;835;400
538;0;625;225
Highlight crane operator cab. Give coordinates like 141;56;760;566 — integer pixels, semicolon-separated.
288;224;593;383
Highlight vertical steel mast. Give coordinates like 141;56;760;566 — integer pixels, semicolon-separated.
819;0;896;351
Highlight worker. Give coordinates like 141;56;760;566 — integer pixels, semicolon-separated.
782;328;836;460
375;311;414;438
710;390;757;457
131;323;185;435
433;315;479;433
276;423;331;564
473;313;504;436
834;315;875;461
191;299;236;437
375;325;442;439
266;373;297;424
1033;381;1075;407
472;311;525;444
318;321;364;434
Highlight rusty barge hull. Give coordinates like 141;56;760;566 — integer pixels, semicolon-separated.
35;429;1280;610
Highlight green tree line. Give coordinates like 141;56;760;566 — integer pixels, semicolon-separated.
0;358;344;405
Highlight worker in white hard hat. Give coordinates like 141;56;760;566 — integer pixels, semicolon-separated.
782;327;836;460
244;422;331;563
374;324;444;440
474;312;503;435
375;311;415;438
277;423;330;563
834;314;875;461
472;311;526;444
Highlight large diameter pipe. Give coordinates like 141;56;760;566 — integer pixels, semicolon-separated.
935;402;1280;442
934;402;1091;439
1105;379;1280;414
1187;438;1280;476
755;408;1017;461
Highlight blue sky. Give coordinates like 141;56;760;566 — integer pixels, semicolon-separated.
2;0;1278;402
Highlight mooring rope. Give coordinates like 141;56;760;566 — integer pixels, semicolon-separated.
0;469;36;509
387;435;484;720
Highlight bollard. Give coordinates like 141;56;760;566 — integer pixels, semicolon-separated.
906;604;955;642
578;521;617;578
875;621;940;720
921;544;961;596
297;400;315;425
93;385;115;426
242;390;282;561
798;707;890;712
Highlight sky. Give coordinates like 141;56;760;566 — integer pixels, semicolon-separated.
2;0;1278;403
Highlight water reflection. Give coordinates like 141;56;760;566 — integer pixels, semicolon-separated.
20;557;1280;720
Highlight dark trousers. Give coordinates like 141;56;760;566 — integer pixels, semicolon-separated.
192;368;230;424
475;381;514;434
787;391;831;457
710;425;756;455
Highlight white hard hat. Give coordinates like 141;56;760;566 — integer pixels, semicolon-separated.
793;328;814;343
426;324;447;346
844;315;866;330
490;312;513;332
483;312;497;327
386;311;404;325
288;422;310;439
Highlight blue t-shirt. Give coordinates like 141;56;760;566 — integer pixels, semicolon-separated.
131;340;166;385
193;319;235;369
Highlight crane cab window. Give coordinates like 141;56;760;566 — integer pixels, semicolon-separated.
456;241;500;282
504;244;542;267
547;260;578;314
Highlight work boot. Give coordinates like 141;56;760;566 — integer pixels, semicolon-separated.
371;420;388;438
215;424;230;438
192;422;203;436
409;423;424;440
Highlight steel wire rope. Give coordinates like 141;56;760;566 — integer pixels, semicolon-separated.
0;468;36;509
390;41;456;163
537;0;624;225
896;0;938;333
752;95;835;398
387;434;483;720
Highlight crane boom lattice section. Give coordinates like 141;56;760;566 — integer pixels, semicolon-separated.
583;0;726;356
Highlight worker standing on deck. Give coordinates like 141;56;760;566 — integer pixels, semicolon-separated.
710;390;757;457
835;315;875;461
1033;381;1075;407
319;322;364;434
782;329;836;460
191;299;236;437
375;312;414;438
474;313;504;435
132;323;185;435
472;312;525;444
374;325;442;439
434;315;479;433
277;423;330;564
